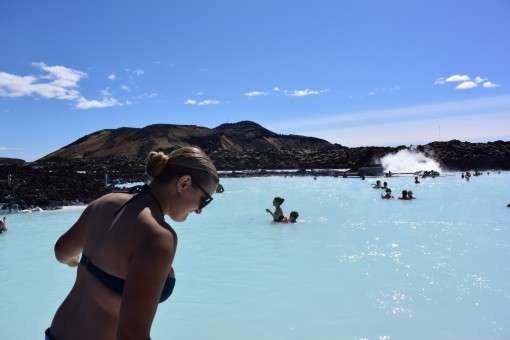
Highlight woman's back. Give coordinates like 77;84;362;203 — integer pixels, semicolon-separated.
49;192;175;339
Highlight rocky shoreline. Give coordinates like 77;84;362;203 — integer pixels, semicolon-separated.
1;140;509;210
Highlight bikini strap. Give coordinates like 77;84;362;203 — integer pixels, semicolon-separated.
113;184;164;217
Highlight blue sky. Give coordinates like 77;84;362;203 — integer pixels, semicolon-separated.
1;0;509;161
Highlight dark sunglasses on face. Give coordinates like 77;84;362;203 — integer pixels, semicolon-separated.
192;180;213;209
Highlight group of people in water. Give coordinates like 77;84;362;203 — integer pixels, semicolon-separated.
265;197;299;223
372;179;417;200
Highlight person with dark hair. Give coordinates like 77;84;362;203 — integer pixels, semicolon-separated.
288;211;299;223
0;216;7;233
398;190;410;200
372;180;383;188
266;197;285;222
45;147;219;340
381;188;394;199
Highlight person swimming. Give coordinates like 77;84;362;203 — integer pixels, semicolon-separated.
0;216;7;233
381;188;394;199
372;180;383;188
266;197;285;222
398;190;411;200
288;211;299;223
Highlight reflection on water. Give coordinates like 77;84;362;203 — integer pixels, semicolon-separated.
1;173;509;339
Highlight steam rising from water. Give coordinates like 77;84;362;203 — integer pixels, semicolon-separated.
380;149;442;173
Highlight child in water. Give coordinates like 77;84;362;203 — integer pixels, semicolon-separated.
266;197;285;222
288;211;299;223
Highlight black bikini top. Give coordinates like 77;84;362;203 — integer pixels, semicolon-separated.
80;184;176;303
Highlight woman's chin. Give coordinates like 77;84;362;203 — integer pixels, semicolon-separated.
169;213;188;223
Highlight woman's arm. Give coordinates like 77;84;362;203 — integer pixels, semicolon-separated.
54;204;92;266
117;230;175;340
266;208;277;219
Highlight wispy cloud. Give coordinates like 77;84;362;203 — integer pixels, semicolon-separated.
0;62;123;109
244;86;329;98
435;74;500;90
446;75;470;82
108;73;116;81
266;94;510;131
0;63;84;100
266;95;510;146
483;81;500;88
75;97;119;109
135;92;158;99
244;91;267;97
284;88;329;97
184;99;220;106
456;81;477;90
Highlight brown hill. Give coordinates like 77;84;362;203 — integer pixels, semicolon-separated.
38;121;337;161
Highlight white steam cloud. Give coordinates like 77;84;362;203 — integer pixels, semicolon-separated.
379;149;442;173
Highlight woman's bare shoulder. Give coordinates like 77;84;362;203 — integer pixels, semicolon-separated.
88;192;132;210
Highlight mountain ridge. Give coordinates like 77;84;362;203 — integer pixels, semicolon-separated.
38;120;338;161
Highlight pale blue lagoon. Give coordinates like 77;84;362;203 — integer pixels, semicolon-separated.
1;173;509;339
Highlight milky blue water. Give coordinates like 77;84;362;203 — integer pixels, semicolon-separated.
1;172;509;339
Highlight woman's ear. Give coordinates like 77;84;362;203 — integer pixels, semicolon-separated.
176;175;192;193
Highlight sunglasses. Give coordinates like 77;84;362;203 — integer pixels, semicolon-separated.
193;180;213;209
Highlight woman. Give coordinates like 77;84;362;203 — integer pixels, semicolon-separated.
265;197;285;222
46;147;218;340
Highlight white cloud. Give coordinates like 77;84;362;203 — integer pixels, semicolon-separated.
446;75;471;82
285;88;329;97
108;73;116;81
33;62;86;87
0;63;128;109
273;87;280;92
75;97;118;109
483;81;500;88
434;77;445;85
120;85;130;92
0;63;85;100
133;69;144;76
184;99;220;105
455;81;478;90
100;88;112;97
244;91;266;97
287;89;318;96
0;72;37;97
367;91;376;96
437;74;501;90
197;99;220;106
